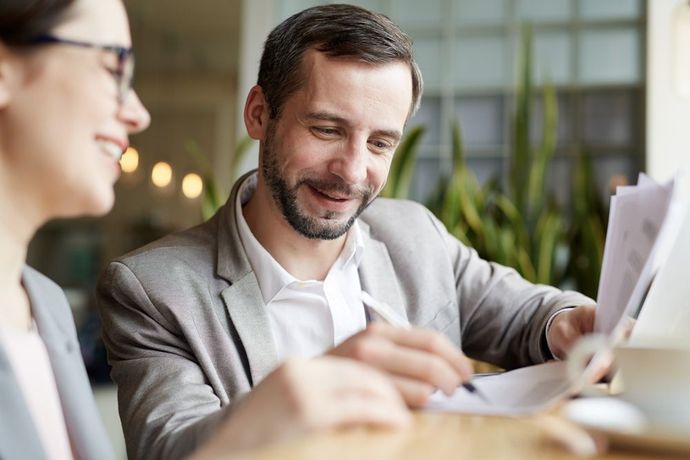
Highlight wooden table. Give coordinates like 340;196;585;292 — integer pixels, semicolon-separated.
241;411;688;460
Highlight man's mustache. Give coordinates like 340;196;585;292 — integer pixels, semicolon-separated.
299;177;372;199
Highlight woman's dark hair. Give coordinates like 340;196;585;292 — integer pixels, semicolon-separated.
0;0;75;46
258;3;423;120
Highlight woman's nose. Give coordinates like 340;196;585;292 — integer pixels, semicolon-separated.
118;89;151;134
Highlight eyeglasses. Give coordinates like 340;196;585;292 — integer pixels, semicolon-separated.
27;34;134;105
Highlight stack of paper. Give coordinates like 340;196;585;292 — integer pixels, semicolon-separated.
629;185;690;343
425;174;687;416
594;174;684;336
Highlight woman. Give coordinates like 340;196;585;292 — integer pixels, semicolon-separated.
0;1;409;459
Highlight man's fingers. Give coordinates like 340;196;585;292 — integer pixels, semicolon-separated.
305;357;412;429
338;333;463;395
575;305;596;333
363;322;474;378
329;324;475;399
320;357;408;403
390;375;435;407
549;305;598;359
317;392;412;429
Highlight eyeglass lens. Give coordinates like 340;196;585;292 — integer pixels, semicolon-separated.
117;53;135;104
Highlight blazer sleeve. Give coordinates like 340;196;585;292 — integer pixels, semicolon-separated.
96;261;234;460
423;208;595;369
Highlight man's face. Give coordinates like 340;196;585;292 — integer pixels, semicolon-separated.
259;51;413;240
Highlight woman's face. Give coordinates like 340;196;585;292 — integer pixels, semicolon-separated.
0;0;150;220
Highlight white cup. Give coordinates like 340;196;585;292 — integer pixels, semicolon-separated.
615;341;690;431
568;335;690;432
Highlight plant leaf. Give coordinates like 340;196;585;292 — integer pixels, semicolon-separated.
509;25;533;212
382;125;425;198
526;81;558;223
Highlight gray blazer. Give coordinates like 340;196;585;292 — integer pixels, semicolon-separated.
0;267;114;460
97;173;593;460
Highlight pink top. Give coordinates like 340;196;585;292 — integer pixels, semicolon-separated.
0;323;74;460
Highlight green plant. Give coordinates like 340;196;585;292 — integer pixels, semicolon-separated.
381;125;426;199
187;136;254;221
407;26;605;295
506;26;565;285
566;150;606;297
424;27;564;286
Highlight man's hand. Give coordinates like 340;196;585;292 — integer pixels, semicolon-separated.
328;322;474;407
193;357;410;458
547;305;597;359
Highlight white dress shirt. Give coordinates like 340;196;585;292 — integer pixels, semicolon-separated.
235;173;367;362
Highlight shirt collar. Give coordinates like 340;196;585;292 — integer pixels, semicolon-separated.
235;172;365;303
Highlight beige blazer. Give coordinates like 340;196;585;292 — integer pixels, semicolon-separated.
0;267;114;460
97;171;593;460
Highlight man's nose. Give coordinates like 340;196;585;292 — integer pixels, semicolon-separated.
328;140;367;185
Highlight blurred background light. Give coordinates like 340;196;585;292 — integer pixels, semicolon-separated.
151;161;173;188
182;173;203;199
120;147;140;173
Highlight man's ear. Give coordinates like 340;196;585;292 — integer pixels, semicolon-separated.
244;85;270;141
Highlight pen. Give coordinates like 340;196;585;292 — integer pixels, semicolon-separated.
360;291;491;403
461;381;490;403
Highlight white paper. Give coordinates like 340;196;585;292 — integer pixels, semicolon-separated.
621;194;687;323
594;175;676;334
425;362;573;415
631;205;690;343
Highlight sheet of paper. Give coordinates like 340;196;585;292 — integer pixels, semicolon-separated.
631;204;690;342
425;362;573;415
624;186;687;322
594;175;676;334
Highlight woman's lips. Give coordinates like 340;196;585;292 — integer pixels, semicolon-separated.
99;141;123;161
95;136;128;162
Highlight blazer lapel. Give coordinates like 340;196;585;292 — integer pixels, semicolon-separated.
216;172;279;386
357;221;409;324
23;269;114;460
220;277;277;386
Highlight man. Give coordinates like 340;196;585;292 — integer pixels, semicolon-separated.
97;4;596;460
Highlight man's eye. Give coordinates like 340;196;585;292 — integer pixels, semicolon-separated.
312;127;338;137
369;139;393;152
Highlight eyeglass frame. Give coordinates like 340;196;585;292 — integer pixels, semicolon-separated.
26;34;135;105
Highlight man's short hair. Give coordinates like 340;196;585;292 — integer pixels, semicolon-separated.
257;3;423;120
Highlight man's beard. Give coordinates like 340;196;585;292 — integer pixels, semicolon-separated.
261;125;375;240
